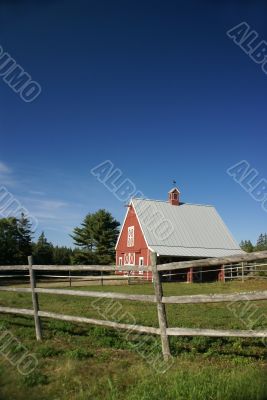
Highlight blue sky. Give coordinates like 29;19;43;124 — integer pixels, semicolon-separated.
0;0;267;247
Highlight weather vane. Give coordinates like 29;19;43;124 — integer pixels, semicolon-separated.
173;179;176;186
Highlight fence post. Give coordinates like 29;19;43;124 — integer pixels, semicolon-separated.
242;262;244;283
187;267;193;283
28;256;42;341
219;265;225;282
69;270;72;287
101;271;103;286
151;252;171;361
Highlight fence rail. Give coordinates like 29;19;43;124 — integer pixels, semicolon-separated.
0;251;267;360
157;250;267;271
0;264;151;272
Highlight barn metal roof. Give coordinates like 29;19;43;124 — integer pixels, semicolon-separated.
132;198;244;258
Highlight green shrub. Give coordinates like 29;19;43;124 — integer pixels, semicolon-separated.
22;370;48;387
37;344;62;358
65;348;93;360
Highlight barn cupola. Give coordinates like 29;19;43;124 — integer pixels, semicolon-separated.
168;187;180;206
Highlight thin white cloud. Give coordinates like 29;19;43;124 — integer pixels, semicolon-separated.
0;161;11;174
20;197;68;209
0;162;82;245
29;190;46;196
18;197;70;224
37;199;68;209
19;195;82;226
43;225;73;234
0;161;17;187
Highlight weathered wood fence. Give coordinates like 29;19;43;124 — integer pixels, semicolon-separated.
0;251;267;360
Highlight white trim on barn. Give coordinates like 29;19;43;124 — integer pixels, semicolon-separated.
127;226;135;247
131;200;151;250
139;257;144;275
124;252;135;266
115;204;131;250
115;199;151;252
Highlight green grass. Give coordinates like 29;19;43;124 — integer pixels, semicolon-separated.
0;280;267;399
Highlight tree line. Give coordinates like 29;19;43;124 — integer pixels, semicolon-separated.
240;233;267;253
0;209;119;265
1;208;265;265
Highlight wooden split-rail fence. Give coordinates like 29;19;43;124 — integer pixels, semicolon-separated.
0;251;267;360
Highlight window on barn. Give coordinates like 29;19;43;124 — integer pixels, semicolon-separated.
127;226;134;247
139;257;144;275
124;253;135;265
118;257;123;266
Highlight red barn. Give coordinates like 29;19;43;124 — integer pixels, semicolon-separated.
115;188;244;282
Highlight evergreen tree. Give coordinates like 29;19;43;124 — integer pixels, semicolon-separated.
71;213;96;264
90;210;120;264
71;248;98;265
71;214;95;250
240;240;254;253
71;209;120;264
0;218;20;264
33;232;54;264
0;215;33;264
17;213;33;263
53;246;73;265
255;233;267;251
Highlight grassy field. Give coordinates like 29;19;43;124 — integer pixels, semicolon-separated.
0;279;267;400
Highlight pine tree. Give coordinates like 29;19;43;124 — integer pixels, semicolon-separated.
71;210;120;265
17;213;33;263
53;246;73;265
0;215;33;264
256;233;267;251
240;240;254;253
33;232;54;264
90;210;120;264
71;214;95;250
71;213;96;264
0;218;19;264
71;248;98;265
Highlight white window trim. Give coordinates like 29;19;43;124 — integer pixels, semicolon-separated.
124;252;135;266
139;257;144;275
127;226;135;247
118;257;123;266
